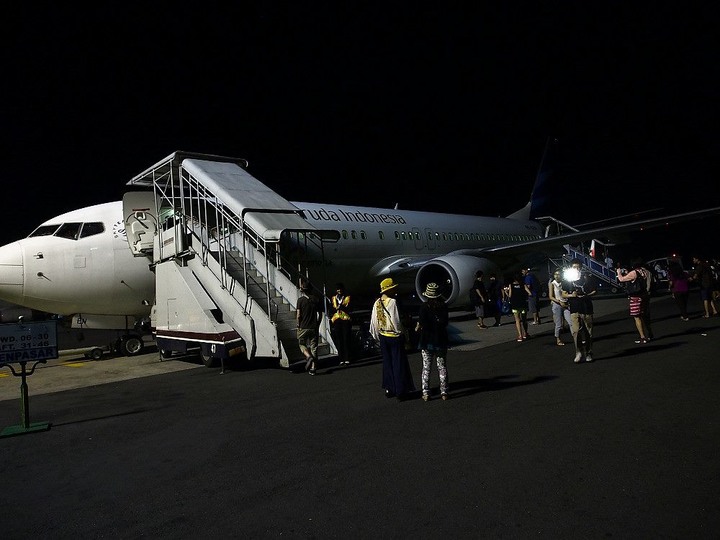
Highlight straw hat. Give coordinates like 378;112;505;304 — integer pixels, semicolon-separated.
380;278;398;293
423;282;441;298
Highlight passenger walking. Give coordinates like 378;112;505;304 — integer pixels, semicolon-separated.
485;273;502;327
297;279;322;375
369;278;416;400
562;258;597;363
639;261;656;339
691;256;719;318
471;270;488;328
507;272;530;342
522;267;542;325
616;258;651;344
548;269;571;346
415;283;450;401
667;260;690;321
711;259;720;306
330;282;353;365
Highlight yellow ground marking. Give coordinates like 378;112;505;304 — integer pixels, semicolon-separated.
62;361;88;368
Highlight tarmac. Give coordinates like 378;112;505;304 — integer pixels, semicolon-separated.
0;294;633;401
1;292;719;538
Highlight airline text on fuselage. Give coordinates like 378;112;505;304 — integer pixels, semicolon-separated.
302;207;407;225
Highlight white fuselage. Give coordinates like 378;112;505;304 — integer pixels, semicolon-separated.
294;201;542;297
0;199;543;320
0;202;154;318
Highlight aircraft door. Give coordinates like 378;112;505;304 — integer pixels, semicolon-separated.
123;192;157;256
424;228;436;250
413;227;424;250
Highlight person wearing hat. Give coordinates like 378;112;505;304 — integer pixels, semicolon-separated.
369;277;416;400
415;282;450;401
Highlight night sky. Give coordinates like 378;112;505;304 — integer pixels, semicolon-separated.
3;5;718;260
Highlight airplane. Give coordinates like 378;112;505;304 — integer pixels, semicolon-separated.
0;149;718;365
0;201;155;355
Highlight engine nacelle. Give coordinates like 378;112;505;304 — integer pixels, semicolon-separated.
415;255;500;308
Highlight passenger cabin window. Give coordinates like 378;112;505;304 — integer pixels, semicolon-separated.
378;231;384;240
342;230;349;239
360;230;367;239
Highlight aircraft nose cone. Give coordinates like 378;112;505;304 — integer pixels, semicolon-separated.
0;241;24;303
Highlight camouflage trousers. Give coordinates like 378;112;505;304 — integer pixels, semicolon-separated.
420;349;448;396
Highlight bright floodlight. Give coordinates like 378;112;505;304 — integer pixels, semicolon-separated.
563;267;580;282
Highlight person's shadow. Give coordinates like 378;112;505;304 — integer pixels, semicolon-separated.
420;374;556;400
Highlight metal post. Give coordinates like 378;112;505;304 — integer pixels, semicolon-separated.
1;359;51;437
20;361;30;428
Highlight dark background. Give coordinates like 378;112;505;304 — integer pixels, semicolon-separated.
2;4;718;260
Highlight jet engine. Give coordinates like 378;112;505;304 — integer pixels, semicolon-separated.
415;255;500;308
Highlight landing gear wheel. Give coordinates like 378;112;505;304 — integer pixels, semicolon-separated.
89;348;104;360
121;335;144;356
160;349;173;360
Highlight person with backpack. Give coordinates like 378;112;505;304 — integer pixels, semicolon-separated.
297;278;323;375
415;282;450;401
616;258;652;344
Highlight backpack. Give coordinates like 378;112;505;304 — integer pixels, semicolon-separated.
625;269;646;297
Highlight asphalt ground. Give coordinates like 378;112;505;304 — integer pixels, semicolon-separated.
1;292;719;538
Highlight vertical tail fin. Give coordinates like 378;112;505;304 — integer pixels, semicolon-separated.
528;137;559;220
506;137;559;220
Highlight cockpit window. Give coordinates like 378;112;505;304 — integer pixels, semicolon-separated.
28;224;61;237
79;222;104;238
27;222;105;240
55;222;82;240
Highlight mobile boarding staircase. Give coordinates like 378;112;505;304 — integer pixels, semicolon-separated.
538;216;622;293
562;247;623;293
124;152;340;368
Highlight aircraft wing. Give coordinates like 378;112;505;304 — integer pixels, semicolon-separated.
367;205;720;309
453;205;720;262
